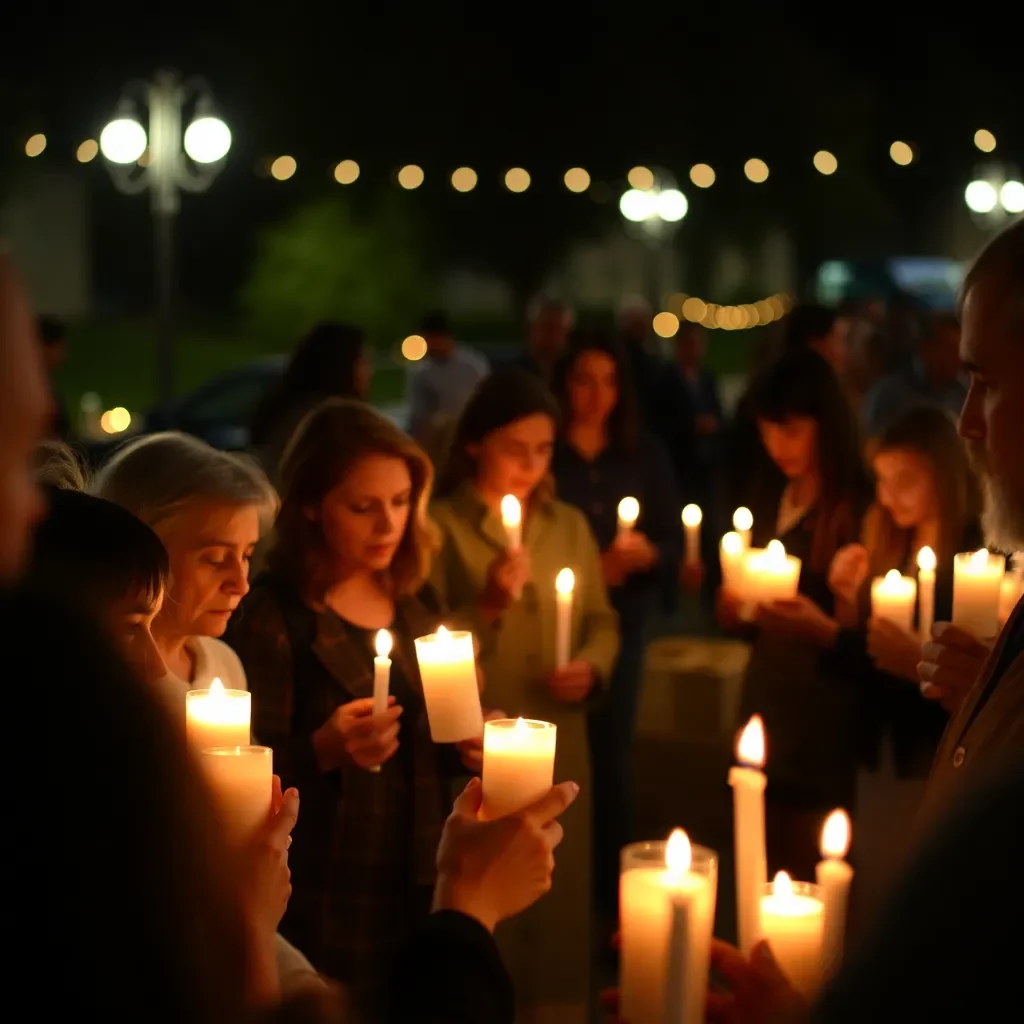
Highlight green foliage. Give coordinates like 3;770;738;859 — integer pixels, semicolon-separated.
240;194;435;346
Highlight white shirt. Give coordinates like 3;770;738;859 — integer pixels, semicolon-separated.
159;635;248;704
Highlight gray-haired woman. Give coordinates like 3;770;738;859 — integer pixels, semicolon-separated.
92;431;278;697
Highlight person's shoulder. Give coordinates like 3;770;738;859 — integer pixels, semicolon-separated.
194;636;248;689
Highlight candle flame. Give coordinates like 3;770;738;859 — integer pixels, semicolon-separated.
436;625;451;644
733;507;753;532
209;677;225;698
722;531;743;556
375;628;393;659
665;828;692;873
820;808;851;859
500;494;522;528
970;548;990;568
884;568;903;585
555;567;575;595
773;870;793;898
682;503;703;527
618;496;640;524
766;539;785;562
514;716;529;733
736;715;766;768
917;546;936;572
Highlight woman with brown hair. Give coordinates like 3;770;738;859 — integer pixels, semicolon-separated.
226;398;478;1020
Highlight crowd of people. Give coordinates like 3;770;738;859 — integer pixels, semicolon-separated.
10;217;1024;1024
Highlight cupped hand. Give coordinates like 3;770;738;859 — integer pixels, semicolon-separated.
918;621;992;713
867;617;922;681
316;696;402;771
548;659;596;702
433;777;579;931
456;708;507;774
828;543;869;607
756;594;838;647
240;775;299;937
706;939;807;1024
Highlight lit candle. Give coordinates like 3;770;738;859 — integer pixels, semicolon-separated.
414;626;484;743
185;678;250;750
480;717;557;820
733;507;753;550
728;715;767;956
998;567;1023;628
617;496;640;543
720;531;745;594
870;568;918;634
682;504;703;568
500;494;522;550
759;872;825;999
198;744;273;847
952;548;1006;638
917;546;937;641
620;829;718;1024
816;809;853;982
744;539;801;606
555;568;575;669
368;629;393;775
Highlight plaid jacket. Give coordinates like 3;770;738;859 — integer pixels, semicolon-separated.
226;573;457;1019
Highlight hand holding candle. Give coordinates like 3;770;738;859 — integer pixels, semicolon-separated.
500;495;524;599
728;715;768;956
415;626;485;743
733;507;753;550
554;567;574;669
745;540;801;608
186;678;251;750
871;568;918;633
917;545;937;641
367;629;393;774
953;548;1005;638
617;496;640;544
758;871;825;999
198;744;273;847
481;717;557;820
682;503;703;569
816;809;853;982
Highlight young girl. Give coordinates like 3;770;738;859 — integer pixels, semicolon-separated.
550;332;680;927
722;349;871;881
432;368;620;1024
227;399;473;1020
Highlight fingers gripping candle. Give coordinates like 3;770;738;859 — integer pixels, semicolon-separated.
816;809;854;982
555;568;575;669
917;546;936;641
728;715;768;956
617;496;640;544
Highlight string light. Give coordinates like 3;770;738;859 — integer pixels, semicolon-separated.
689;163;715;188
451;167;478;192
813;150;838;175
652;311;680;338
25;133;46;157
333;159;359;184
672;292;792;331
889;141;914;166
627;166;655;190
974;129;996;153
504;167;531;192
401;335;427;361
398;164;424;189
744;158;769;183
76;139;99;163
270;155;297;180
564;167;591;193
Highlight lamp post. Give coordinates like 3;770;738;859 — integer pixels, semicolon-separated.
99;70;231;405
619;169;688;307
963;162;1024;229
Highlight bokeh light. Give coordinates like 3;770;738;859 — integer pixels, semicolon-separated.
270;155;297;181
652;312;680;338
656;189;688;222
813;150;838;175
76;139;99;163
334;159;360;184
451;167;478;192
889;141;914;166
964;180;998;214
99;119;147;164
619;188;652;222
564;167;591;193
689;163;715;188
398;164;425;189
402;334;428;361
999;180;1024;214
504;167;531;192
974;129;996;153
100;407;132;434
183;117;231;163
682;297;707;322
25;133;47;157
744;158;769;183
627;166;655;190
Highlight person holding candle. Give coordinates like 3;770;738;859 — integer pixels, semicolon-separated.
720;348;871;881
92;432;278;701
433;368;620;1024
227;399;484;1018
549;331;681;931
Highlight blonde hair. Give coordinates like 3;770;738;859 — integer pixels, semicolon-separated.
91;432;277;532
35;440;88;491
269;399;438;599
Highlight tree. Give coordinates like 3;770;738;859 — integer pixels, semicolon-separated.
240;193;434;346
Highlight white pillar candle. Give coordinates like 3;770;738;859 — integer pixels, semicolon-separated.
198;744;273;847
733;507;753;551
617;496;640;543
744;539;801;606
480;717;557;820
414;626;484;743
555;567;574;669
917;545;936;641
500;493;522;550
998;568;1023;627
952;548;1006;638
816;809;854;983
186;678;250;750
728;715;768;956
720;531;745;594
870;569;918;634
759;872;825;999
367;629;394;775
682;504;703;568
620;830;718;1024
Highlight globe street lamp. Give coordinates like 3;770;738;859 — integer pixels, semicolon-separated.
100;70;231;404
963;162;1024;229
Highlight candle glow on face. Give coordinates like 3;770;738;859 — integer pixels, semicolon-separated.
556;567;575;595
722;531;743;556
917;546;937;572
737;715;766;768
682;503;703;528
618;496;640;526
375;628;393;659
733;507;753;532
820;809;851;859
500;494;522;529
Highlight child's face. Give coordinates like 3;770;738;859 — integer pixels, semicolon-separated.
107;585;167;684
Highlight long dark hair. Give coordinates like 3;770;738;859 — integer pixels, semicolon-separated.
550;330;639;450
250;322;366;447
749;348;869;571
437;369;560;498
